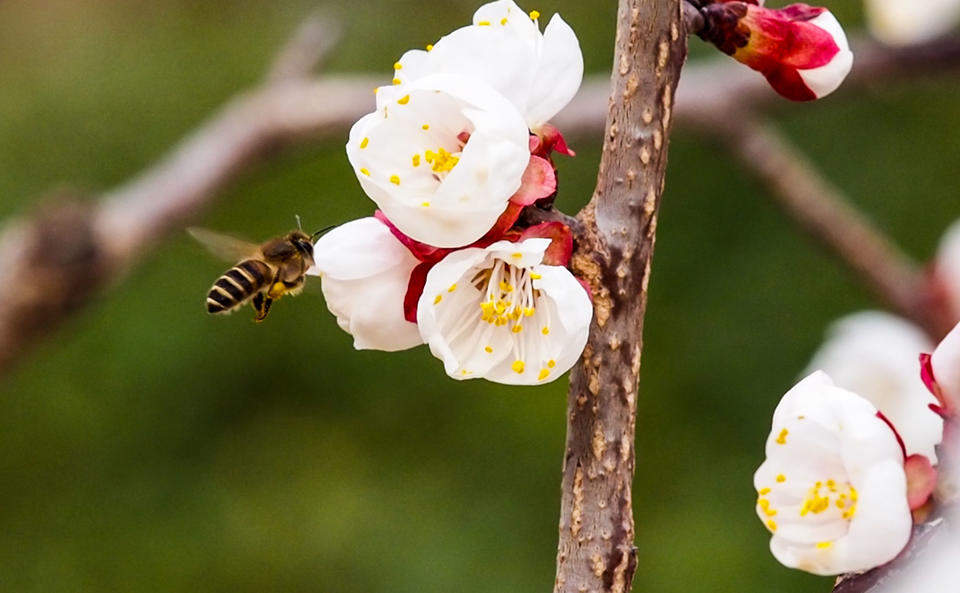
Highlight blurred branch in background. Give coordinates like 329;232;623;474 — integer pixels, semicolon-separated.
0;12;347;376
0;13;957;381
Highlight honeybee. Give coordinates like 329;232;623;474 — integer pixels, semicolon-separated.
189;223;323;322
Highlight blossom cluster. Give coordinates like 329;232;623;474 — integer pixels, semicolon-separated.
754;306;960;576
309;1;591;385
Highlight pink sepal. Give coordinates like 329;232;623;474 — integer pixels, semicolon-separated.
511;156;557;207
534;124;575;158
403;262;434;323
516;222;573;266
876;411;907;460
577;277;593;302
920;353;953;417
904;454;938;511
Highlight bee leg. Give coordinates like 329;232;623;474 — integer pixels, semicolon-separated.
252;292;274;323
267;281;287;300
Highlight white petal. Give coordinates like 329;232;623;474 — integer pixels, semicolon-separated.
473;0;540;43
931;322;960;408
313;217;423;352
866;0;960;46
805;312;941;461
936;218;960;317
797;12;853;100
525;15;584;129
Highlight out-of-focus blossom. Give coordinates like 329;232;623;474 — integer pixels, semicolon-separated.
754;372;912;575
699;2;853;101
934;219;960;321
922;322;960;417
865;0;960;46
805;311;942;461
417;230;590;385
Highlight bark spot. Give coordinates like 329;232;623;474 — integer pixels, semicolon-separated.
592;555;606;578
592;422;606;461
571;464;584;537
609;335;621;351
639;146;651;165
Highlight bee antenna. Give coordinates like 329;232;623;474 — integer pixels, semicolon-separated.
310;225;336;242
295;214;303;231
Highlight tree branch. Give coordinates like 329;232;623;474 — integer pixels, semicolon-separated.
552;2;687;592
706;116;955;338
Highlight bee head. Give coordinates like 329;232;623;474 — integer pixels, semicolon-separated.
288;230;314;256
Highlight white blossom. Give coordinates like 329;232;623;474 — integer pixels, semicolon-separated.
347;74;530;248
417;237;590;385
935;218;960;320
309;217;423;352
929;321;960;413
865;0;960;46
805;311;942;461
754;372;912;576
393;0;583;131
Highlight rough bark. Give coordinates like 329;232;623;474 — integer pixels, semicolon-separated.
553;2;687;592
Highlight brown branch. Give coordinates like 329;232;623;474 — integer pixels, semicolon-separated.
706;116;955;338
0;15;344;375
553;2;687;592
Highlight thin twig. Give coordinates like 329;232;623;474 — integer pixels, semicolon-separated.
267;8;342;81
552;1;688;592
0;14;342;375
709;116;955;338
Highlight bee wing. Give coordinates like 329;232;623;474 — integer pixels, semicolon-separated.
188;227;260;262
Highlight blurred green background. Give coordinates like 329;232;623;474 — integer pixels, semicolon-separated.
0;1;957;592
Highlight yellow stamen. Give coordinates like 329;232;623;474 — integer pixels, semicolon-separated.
775;428;788;445
530;272;542;280
392;77;401;85
484;346;493;353
448;284;457;293
390;175;400;185
434;295;442;305
360;137;369;149
511;325;523;334
538;368;550;380
816;542;832;550
767;520;777;532
422;124;430;130
421;202;431;207
393;61;403;70
478;20;491;26
542;327;550;335
529;10;540;19
758;487;771;495
360;167;370;176
426;44;434;51
500;17;508;25
397;94;410;105
511;252;523;259
776;474;786;483
424;147;460;173
548;360;556;368
511;360;525;374
412;154;421;167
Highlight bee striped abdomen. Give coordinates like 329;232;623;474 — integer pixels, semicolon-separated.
206;259;271;314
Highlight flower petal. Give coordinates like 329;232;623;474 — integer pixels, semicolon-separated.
525;14;584;129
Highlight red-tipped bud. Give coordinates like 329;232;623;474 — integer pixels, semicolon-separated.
699;3;853;101
923;322;960;418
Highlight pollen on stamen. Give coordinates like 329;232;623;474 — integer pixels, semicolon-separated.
421;124;430;131
392;78;401;85
448;283;457;293
511;252;522;259
478;20;491;26
547;359;556;368
538;368;550;380
412;154;421;167
421;201;431;207
530;272;542;280
512;360;525;374
529;10;540;20
484;346;493;353
767;520;777;532
360;167;370;176
390;175;401;185
541;327;550;335
522;307;534;317
360;137;369;149
511;325;523;334
394;62;403;70
397;95;410;105
776;474;786;483
816;542;833;550
758;487;771;495
775;428;788;445
426;44;434;51
500;17;508;25
434;294;442;305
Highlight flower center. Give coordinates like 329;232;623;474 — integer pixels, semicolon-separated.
476;259;537;331
800;479;858;520
424;147;460;175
